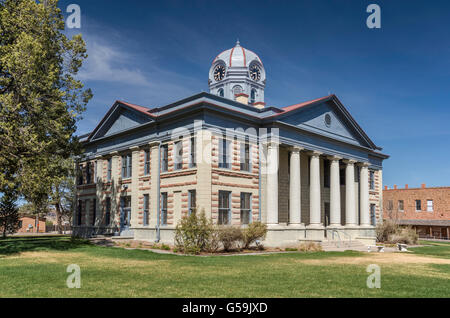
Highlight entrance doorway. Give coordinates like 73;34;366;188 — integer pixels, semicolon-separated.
120;196;131;232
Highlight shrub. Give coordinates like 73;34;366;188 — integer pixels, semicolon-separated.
218;226;243;252
376;219;418;244
285;247;298;252
298;242;323;252
241;222;267;249
174;209;214;254
205;226;220;253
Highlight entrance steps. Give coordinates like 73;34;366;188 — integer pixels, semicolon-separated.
320;240;367;252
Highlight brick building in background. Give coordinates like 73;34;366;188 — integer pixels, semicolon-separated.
383;184;450;239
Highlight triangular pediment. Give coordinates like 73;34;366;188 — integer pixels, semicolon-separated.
89;102;153;140
278;98;375;149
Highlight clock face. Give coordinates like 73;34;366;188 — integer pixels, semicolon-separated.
214;65;226;81
250;65;261;81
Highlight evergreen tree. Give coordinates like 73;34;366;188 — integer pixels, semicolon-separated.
0;191;20;238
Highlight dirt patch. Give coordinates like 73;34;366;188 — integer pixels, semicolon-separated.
299;252;450;265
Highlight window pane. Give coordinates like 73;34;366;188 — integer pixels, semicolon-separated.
218;191;230;225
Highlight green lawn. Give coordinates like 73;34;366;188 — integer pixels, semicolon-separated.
0;236;449;298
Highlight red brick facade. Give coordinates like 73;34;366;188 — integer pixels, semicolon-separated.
383;184;450;239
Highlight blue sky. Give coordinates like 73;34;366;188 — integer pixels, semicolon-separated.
61;0;450;188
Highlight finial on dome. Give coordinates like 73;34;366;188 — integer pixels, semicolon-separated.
236;39;240;46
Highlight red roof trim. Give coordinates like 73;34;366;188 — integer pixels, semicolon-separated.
235;93;249;98
241;46;246;66
281;95;333;112
229;46;235;67
117;100;155;117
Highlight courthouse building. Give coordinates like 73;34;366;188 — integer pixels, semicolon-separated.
74;41;388;246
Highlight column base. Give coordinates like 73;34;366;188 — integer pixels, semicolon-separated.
288;223;306;229
305;224;325;240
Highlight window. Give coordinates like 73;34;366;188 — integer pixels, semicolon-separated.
189;135;196;168
107;158;112;182
105;197;111;226
78;164;83;185
94;161;97;182
92;199;96;226
232;85;242;98
77;200;82;225
144;150;150;175
174;140;183;170
398;200;404;212
240;193;252;225
143;194;149;226
219;137;231;169
188;190;196;215
218;88;224;97
323;159;330;188
121;154;132;179
240;141;251;172
369;171;375;190
161;144;168;172
427;200;433;212
387;200;393;211
161;192;168;225
250;89;256;104
415;200;421;211
86;162;91;184
218;191;231;225
370;204;376;226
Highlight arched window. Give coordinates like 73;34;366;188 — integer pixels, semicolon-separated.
218;88;224;97
250;89;257;104
232;85;242;99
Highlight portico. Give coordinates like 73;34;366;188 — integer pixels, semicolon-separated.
264;143;375;245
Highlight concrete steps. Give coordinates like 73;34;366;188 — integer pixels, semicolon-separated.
320;240;367;252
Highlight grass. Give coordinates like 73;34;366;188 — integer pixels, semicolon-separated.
0;237;449;298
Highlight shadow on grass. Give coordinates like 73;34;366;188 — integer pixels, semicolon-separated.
0;236;92;256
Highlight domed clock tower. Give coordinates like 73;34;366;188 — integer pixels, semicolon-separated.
209;41;266;107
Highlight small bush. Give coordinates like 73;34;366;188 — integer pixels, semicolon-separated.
299;242;323;252
285;247;298;252
241;222;267;249
205;226;220;253
174;209;214;254
376;220;418;245
218;226;243;251
160;244;171;250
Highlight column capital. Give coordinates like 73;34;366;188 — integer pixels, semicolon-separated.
357;161;370;168
343;159;357;165
290;146;304;153
110;151;119;157
264;141;280;149
130;146;139;151
327;155;342;161
149;141;160;148
308;150;322;158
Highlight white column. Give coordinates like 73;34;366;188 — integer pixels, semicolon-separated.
289;147;302;225
309;152;322;226
266;142;279;225
328;156;342;227
344;159;357;227
359;163;370;226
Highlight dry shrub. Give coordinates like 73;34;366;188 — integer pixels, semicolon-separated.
174;209;214;254
218;226;243;251
376;219;418;244
242;222;267;249
299;241;323;252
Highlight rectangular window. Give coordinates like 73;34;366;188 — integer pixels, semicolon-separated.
121;154;132;179
323;159;330;188
189;135;196;168
398;200;404;212
415;200;421;211
107;158;112;182
105;197;111;226
92;199;96;226
240;192;252;225
161;192;168;225
218;191;231;225
77;200;82;225
94;161;97;182
143;194;149;226
387;200;393;211
370;204;376;226
174;140;183;170
427;200;433;212
86;162;91;184
161;144;168;172
369;171;375;190
219;137;230;169
78;164;83;185
188;190;196;215
240;141;251;172
144;150;150;175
